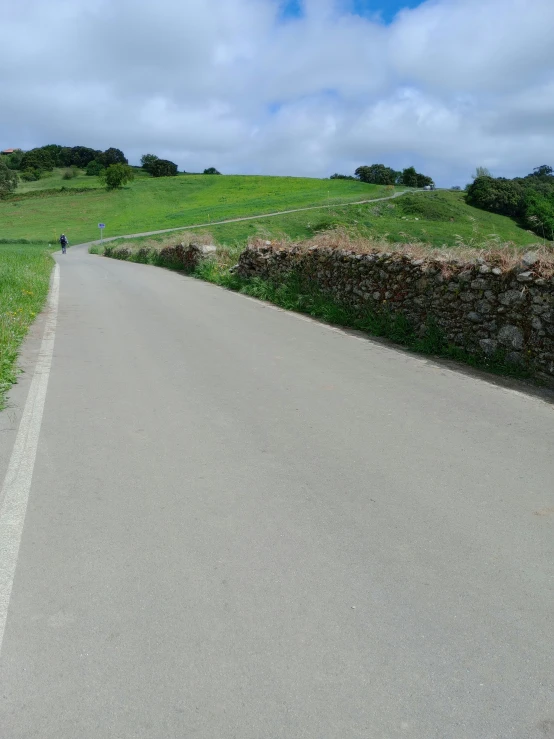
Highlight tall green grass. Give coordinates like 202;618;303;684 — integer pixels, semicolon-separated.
0;244;54;408
0;174;388;244
90;190;540;251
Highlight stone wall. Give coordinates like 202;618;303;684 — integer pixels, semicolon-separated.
236;244;554;378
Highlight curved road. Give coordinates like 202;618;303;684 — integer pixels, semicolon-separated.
0;244;553;738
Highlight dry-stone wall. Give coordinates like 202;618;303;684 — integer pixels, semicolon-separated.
236;244;554;379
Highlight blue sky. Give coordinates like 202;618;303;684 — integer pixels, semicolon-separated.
282;0;425;23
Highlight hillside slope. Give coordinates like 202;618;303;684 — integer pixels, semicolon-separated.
0;175;388;244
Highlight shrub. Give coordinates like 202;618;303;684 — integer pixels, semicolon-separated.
355;164;399;185
140;153;159;173
203;167;221;175
466;176;523;217
86;159;105;176
0;159;18;198
100;163;135;190
330;173;355;180
20;148;55;172
19;168;43;182
62;167;79;180
99;148;128;167
4;149;24;170
150;159;178;177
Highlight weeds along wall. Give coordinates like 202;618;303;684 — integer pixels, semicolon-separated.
236;244;554;379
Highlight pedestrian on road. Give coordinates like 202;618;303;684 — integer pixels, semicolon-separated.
59;234;68;254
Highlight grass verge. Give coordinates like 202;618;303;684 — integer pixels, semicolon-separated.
0;243;54;409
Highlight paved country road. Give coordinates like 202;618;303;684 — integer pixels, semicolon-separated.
0;244;553;739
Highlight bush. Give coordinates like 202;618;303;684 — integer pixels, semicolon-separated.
466;176;524;218
140;153;159;173
19;168;43;182
465;168;554;240
355;164;399;185
150;159;178;177
20;148;55;172
62;167;79;180
100;163;135;190
203;167;221;175
86;159;105;176
0;159;18;198
330;173;355;180
4;149;24;169
99;148;128;167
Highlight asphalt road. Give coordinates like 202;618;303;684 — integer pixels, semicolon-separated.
0;244;553;739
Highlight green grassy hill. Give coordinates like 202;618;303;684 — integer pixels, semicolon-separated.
0;174;390;245
96;189;541;251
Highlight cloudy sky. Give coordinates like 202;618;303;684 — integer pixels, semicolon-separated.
1;0;553;186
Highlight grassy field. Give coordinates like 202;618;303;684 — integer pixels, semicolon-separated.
95;190;541;251
0;174;390;245
0;242;54;409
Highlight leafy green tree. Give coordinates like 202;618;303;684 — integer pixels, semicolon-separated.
416;173;434;188
150;159;178;177
355;164;399;185
20;148;55;172
99;148;128;167
100;163;135;190
4;149;24;169
0;158;18;198
140;153;159;173
524;191;554;241
466;176;523;217
203;167;221;175
529;165;553;179
68;146;100;168
330;173;355;180
400;166;419;188
86;159;105;176
473;166;492;179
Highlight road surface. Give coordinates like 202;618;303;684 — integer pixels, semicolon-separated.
0;244;553;739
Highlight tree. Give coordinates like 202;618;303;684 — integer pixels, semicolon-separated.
140;153;159;173
68;146;100;168
150;159;178;177
473;166;492;179
0;158;18;198
203;167;221;175
355;164;399;185
86;159;105;176
19;147;55;172
400;166;419;188
466;176;523;217
530;165;553;179
415;173;433;188
99;148;128;167
330;173;355;180
100;163;135;190
4;149;24;169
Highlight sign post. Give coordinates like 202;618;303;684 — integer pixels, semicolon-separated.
98;223;105;244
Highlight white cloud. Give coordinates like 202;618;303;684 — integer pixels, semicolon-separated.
0;0;552;185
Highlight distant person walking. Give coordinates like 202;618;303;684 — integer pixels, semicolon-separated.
59;233;68;254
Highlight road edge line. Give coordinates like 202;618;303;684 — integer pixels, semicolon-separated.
0;264;60;653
